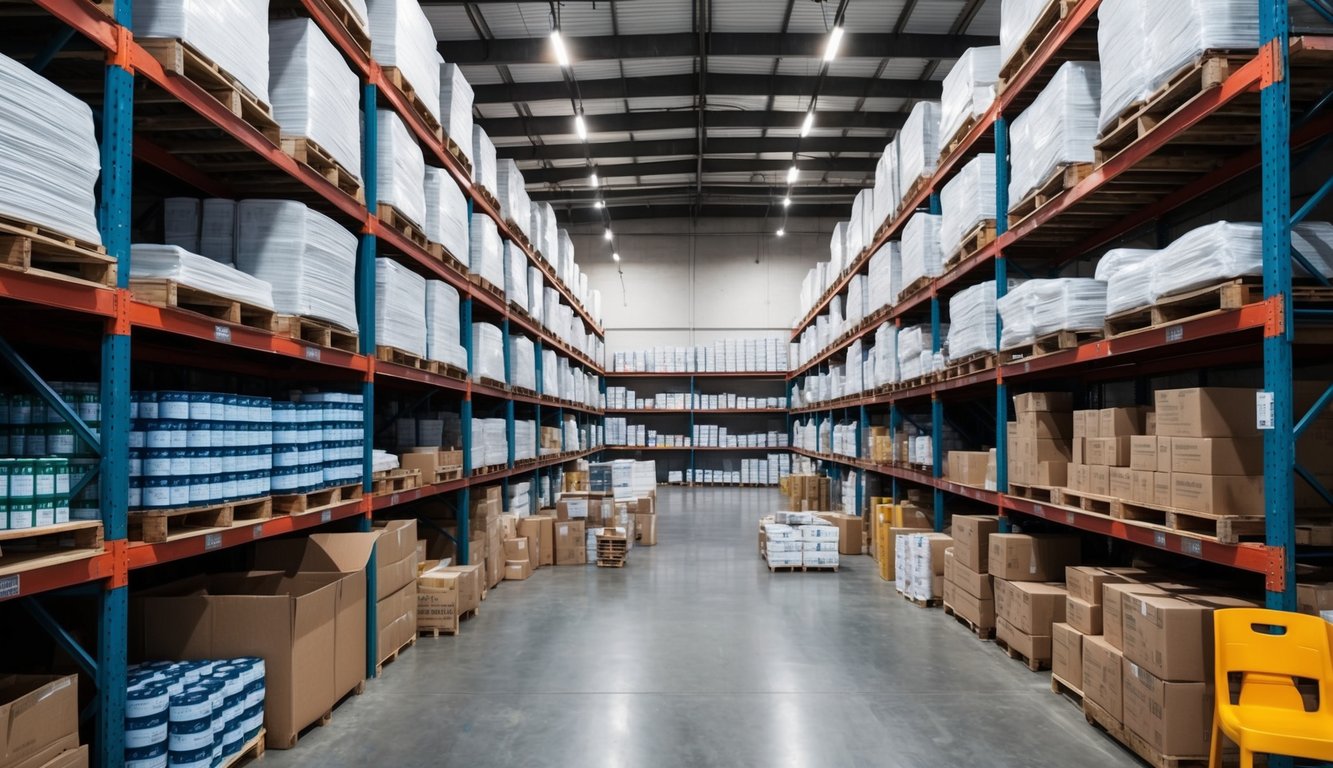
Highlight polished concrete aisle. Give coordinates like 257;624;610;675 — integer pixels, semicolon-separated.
265;487;1140;768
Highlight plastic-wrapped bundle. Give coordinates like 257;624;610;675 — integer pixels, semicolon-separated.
497;159;529;230
1146;1;1258;96
130;245;275;309
1150;221;1333;301
939;154;997;260
897;326;932;381
1008;61;1101;208
199;199;236;266
591;288;602;327
945;282;997;362
542;287;560;332
846;340;865;395
425;281;467;369
541;349;558;395
471;125;498;192
367;0;441;123
528;266;545;322
504;241;529;309
830;222;848;275
438;63;473;159
164;198;200;253
847;196;867;261
1031;279;1107;337
471;417;508;468
0;52;102;244
873;140;899;227
376;109;426;229
514;421;536;462
134;0;270;106
846;275;866;327
1097;0;1151;134
235;201;358;331
424;166;469;260
896;101;941;200
468;213;504;288
867;242;898;315
510;335;536;391
855;188;876;255
374;258;426;357
268;19;361;182
874;322;898;386
997;281;1035;350
533;202;557;261
1096;247;1158;315
900;213;943;298
999;0;1050;68
1094;247;1157;283
557;230;575;285
470;322;505;383
940;47;1001;147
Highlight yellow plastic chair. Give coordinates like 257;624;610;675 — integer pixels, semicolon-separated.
1210;608;1333;768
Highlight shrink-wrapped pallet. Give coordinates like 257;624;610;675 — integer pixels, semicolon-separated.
541;349;559;396
898;326;933;381
830;222;849;275
528;266;545;321
374;258;426;358
472;417;508;468
134;0;270;105
130;245;275;309
896;101;941;203
998;278;1106;349
900;213;943;298
469;212;504;288
163;198;200;254
514;421;536;462
1150;221;1333;302
471;322;506;383
0;52;102;244
510;335;536;392
424;166;469;261
532;202;558;261
1008;62;1101;208
1096;247;1158;315
543;287;560;332
367;0;441;123
847;195;868;262
940;46;1001;148
199;199;236;266
505;241;529;309
869;242;902;316
846;275;866;327
873;140;900;227
472;125;498;193
846;340;865;396
946;282;997;362
939;154;997;260
999;0;1050;68
557;230;576;285
269;19;361;182
497;158;530;231
591;288;603;327
236;200;358;331
425;280;467;370
855;188;877;256
377;109;426;229
1146;1;1259;95
874;322;899;387
1097;0;1151;134
438;62;473;159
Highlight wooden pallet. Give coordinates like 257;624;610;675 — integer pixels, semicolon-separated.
944;220;997;270
0;216;116;287
274;315;359;353
375;634;416;675
897;274;932;304
1000;328;1102;363
420;465;465;486
941;352;996;381
376;345;436;373
1050;487;1117;516
938;113;980;165
1083;697;1211;768
469;273;505;302
129;496;272;544
219;727;265;768
129;279;278;332
1007;482;1058;503
381;66;443;139
443;134;473;179
1114;499;1265;545
996;636;1050;672
1050;673;1084;706
378;202;429;249
371;468;422;496
417;606;479;637
996;0;1083;94
479;376;509;392
902;594;941;609
137;38;281;144
471;463;507;477
1107;278;1333;339
476;186;501;215
270;0;371;57
895;174;932;219
426;241;469;277
943;603;996;640
765;561;805;572
0;520;104;577
596;534;628;567
1007;162;1094;228
273;483;362;516
435;363;468;383
281;135;364;201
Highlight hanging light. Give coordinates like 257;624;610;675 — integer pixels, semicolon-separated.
574;112;588;140
823;26;844;62
604;228;613;241
787;165;799;184
776;228;786;237
594;200;604;209
589;172;600;188
551;29;571;67
612;252;621;262
800;111;815;137
782;196;792;208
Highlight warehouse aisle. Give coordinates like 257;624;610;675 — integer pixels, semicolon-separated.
264;488;1139;768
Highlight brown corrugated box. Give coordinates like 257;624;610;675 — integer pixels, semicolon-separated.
1120;593;1212;681
949;514;999;572
1100;407;1147;438
1154;387;1258;438
634;513;657;546
947;451;992;487
1156;437;1172;472
1129;436;1156;470
1066;596;1102;635
555;520;587;563
1131;470;1154;504
32;746;86;768
1170;437;1263;475
504;559;532;580
816;513;863;555
376;580;416;663
1089;465;1109;495
1170;473;1263;515
416;562;460;633
1052;622;1083;689
996;616;1052;661
994;579;1067;635
1015;392;1073;413
373;519;418;601
0;675;78;768
1108;468;1134;499
1103;582;1167;651
950;560;995;600
987;533;1080;582
1083;634;1124;722
1122;659;1211;756
1154;472;1172;505
502;537;529;563
521;515;556;566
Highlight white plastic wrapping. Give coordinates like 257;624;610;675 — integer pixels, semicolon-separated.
424;166;469;260
868;242;900;316
897;326;933;381
1097;0;1151;134
1150;221;1333;301
846;275;866;327
497;158;530;230
509;335;536;391
163;198;200;253
367;0;441;123
873;140;900;228
900;213;943;297
235;200;358;331
376;109;426;229
847;195;867;261
946;282;997;362
830;222;848;274
129;244;275;309
541;349;559;396
134;0;270;105
999;0;1050;68
896;101;941;200
855;188;876;255
939;153;997;260
471;322;506;383
528;266;545;322
1099;247;1158;315
469;213;504;288
874;322;898;387
374;258;426;357
268;19;361;182
0;52;102;244
199;199;235;266
998;278;1106;349
940;46;1001;146
505;241;529;309
1008;61;1101;208
1147;1;1259;96
438;63;473;159
472;125;498;193
425;280;467;369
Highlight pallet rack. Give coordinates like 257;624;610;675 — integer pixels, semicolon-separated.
0;2;604;765
786;1;1332;613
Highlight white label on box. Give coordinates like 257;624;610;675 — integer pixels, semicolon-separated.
0;575;18;599
1256;391;1275;430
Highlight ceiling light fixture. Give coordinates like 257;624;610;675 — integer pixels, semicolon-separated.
604;228;613;241
594;200;604;209
589;172;599;188
612;252;621;262
776;228;786;237
800;111;815;137
551;29;571;67
782;196;791;208
787;165;799;184
574;112;587;140
823;26;844;63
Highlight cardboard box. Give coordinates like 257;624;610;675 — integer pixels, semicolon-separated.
502;537;529;563
1066;596;1102;635
1131;470;1154;504
1156;437;1172;473
1170;437;1264;475
1052;622;1084;689
1030;460;1068;487
1145;411;1156;436
1086;437;1106;466
1018;411;1075;441
555;520;587;564
1121;594;1212;682
996;616;1052;662
950;515;1000;572
1171;473;1263;516
521;515;556;566
949;560;995;600
377;580;416;663
994;579;1068;635
556;493;590;521
0;675;78;768
486;529;503;588
947;451;992;487
1154;472;1172;506
1122;660;1211;756
1154;387;1259;438
504;559;532;580
1022;437;1072;464
885;527;931;581
815;513;863;555
1083;634;1124;722
1108;467;1134;499
634;513;657;546
1015;392;1073;413
1129;437;1157;471
1103;582;1167;651
34;746;86;768
1089;465;1109;495
987;534;1081;582
949;584;996;629
1072;463;1090;492
373;519;418;601
1072;437;1085;465
1066;566;1130;604
416;563;460;633
133;532;377;748
500;514;519;540
1100;407;1146;437
1297;582;1333;620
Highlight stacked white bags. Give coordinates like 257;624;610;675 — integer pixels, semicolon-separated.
1096;0;1150;135
874;322;899;387
438;63;473;157
504;242;530;309
374;258;426;357
469;213;504;288
946;282;997;362
268;19;361;182
846;275;867;327
470;322;506;383
873;141;900;227
510;335;536;391
0;52;102;244
514;422;536;462
497;158;530;229
377;109;426;229
855;189;876;255
900;213;943;298
557;231;576;286
130;245;275;309
830;222;848;275
164;198;201;253
896;101;942;203
1150;221;1333;302
1096;247;1158;315
200;199;236;265
1008;61;1101;208
940;46;1001;147
471;417;508;467
528;266;545;321
939;154;997;260
423;166;469;260
999;0;1051;68
847;195;868;261
868;242;901;316
846;340;865;396
998;279;1106;349
424;281;467;369
531;202;558;260
367;0;441;123
235;200;358;331
897;326;933;381
1148;1;1259;96
541;349;559;396
134;0;270;106
472;125;498;193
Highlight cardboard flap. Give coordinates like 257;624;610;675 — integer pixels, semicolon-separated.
254;532;380;574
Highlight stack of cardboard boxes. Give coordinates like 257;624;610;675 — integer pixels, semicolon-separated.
867;426;893;464
758;513;842;570
471;485;505;589
1067;404;1149;499
416;559;483;635
1008;392;1073;488
781;474;832;511
941;515;999;632
872;500;933;582
946;450;995;489
897;532;952;602
988;533;1081;667
373;520;420;663
0;675;86;768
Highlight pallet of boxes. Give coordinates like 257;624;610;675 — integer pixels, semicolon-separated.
871;497;934;583
781;473;831;511
759;512;840;572
989;531;1081;671
372;519;420;668
941;514;1001;638
896;528;953;606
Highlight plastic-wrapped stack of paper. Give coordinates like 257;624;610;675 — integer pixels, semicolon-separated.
867;242;901;316
874;322;898;387
200;199;236;266
997;282;1034;350
1150;221;1333;301
377;109;426;229
1146;1;1258;95
425;281;467;370
497;159;529;230
897;326;933;381
504;241;529;309
900;213;943;298
543;287;560;333
946;282;997;362
528;266;545;321
1096;247;1158;315
164;198;201;253
471;417;508;468
0;52;103;244
1008;61;1101;208
1096;0;1150;135
469;213;504;288
846;275;866;327
235;200;359;331
830;222;848;275
130;245;275;309
134;0;270;106
374;258;426;357
470;322;505;383
847;195;868;261
896;101;941;204
999;0;1050;68
532;202;557;261
509;335;536;391
591;289;603;327
538;349;557;395
998;278;1106;349
874;140;900;227
846;340;865;395
424;166;469;260
939;154;997;260
514;422;536;462
855;189;876;257
940;46;1001;147
472;125;498;193
268;19;361;182
367;0;441;123
557;230;575;286
438;62;473;158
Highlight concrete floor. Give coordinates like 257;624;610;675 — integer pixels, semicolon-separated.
264;487;1141;768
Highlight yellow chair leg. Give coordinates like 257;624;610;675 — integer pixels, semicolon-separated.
1239;749;1254;768
1209;718;1224;768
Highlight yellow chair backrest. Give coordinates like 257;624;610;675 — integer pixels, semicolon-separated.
1214;608;1333;713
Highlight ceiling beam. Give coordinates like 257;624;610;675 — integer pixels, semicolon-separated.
442;32;996;65
532;185;859;203
472;73;941;104
520;157;874;185
555;202;849;223
479;109;905;138
499;136;885;162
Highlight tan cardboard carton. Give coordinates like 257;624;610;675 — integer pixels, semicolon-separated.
1171;437;1264;475
1072;464;1090;492
1100;407;1147;437
1065;566;1131;604
1121;593;1212;682
373;519;418;601
987;533;1081;582
555;520;587;564
376;580;417;663
1145;411;1156;436
996;616;1052;662
634;513;657;546
502;537;529;563
1089;465;1109;495
1156;437;1173;473
439;564;483;615
947;451;992;487
0;675;77;768
1052;622;1084;689
948;584;996;629
1015;392;1074;413
1129;437;1157;471
1030;461;1068;487
1154;472;1172;506
500;514;519;540
1103;582;1167;651
1122;660;1211;756
1154;388;1259;438
524;515;556;566
816;513;864;555
1072;437;1085;465
1131;470;1154;504
1171;473;1263;516
504;559;532;580
416;563;460;633
1108;468;1134;499
555;493;591;521
994;579;1068;635
949;560;995;600
1022;437;1072;464
1086;437;1106;466
1066;596;1102;636
1083;634;1125;722
950;514;1000;572
34;746;87;768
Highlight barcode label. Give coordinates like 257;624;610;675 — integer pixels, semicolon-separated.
0;575;19;599
204;533;222;551
213;325;232;343
304;346;321;361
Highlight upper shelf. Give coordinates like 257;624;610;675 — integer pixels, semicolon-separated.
606;371;789;379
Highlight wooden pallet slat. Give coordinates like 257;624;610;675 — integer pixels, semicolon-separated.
273;314;359;353
944;220;997;270
270;0;371;57
0;216;116;287
281;135;364;202
130;279;278;332
138;37;282;145
272;482;362;516
943;603;996;640
381;66;443;139
375;634;416;675
1000;328;1102;363
128;496;273;544
371;468;422;496
376;345;440;374
0;520;105;575
996;635;1050;672
218;727;265;768
995;0;1083;94
1007;162;1094;228
377;202;430;249
941;351;997;381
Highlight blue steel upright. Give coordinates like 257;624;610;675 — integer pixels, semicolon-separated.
994;114;1012;533
358;80;380;677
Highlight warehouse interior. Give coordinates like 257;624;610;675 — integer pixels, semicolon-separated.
2;1;1333;768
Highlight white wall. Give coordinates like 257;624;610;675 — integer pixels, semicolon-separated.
572;217;837;354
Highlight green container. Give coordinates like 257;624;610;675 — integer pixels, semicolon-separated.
0;498;9;530
7;460;34;500
0;460;9;499
34;495;55;528
34;459;56;497
8;498;35;529
48;424;75;456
